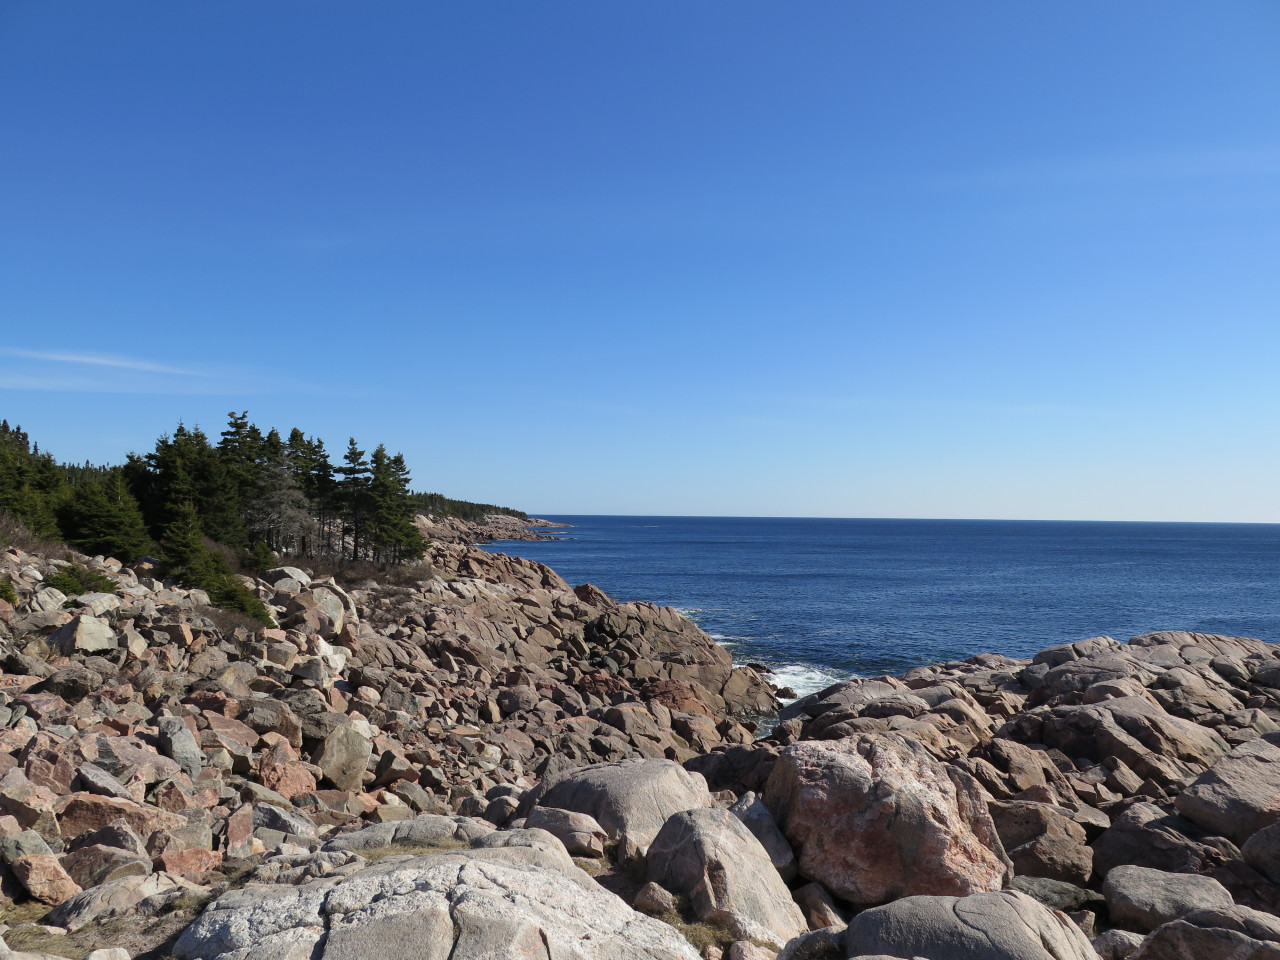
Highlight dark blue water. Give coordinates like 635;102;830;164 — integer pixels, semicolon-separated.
478;517;1280;697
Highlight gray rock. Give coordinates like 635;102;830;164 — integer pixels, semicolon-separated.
73;763;133;801
647;807;807;948
159;716;204;780
251;802;317;839
313;722;373;793
320;814;493;854
1131;904;1280;959
730;789;797;882
1091;929;1145;960
175;841;700;960
842;890;1099;960
523;806;609;857
1176;736;1280;845
1243;821;1280;885
1103;864;1234;933
48;615;117;654
48;872;198;931
0;829;52;864
533;757;711;855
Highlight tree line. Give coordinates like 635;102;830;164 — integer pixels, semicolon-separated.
0;412;526;619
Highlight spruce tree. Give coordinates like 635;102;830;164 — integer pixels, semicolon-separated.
58;470;152;562
337;438;370;561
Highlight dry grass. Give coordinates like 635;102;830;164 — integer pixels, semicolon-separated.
357;837;470;861
0;512;69;558
196;604;267;639
0;898;52;926
305;557;437;589
3;916;135;958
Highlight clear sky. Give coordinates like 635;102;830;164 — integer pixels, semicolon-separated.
3;2;1279;521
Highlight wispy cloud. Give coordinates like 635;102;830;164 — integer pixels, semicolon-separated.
0;347;209;377
0;346;318;396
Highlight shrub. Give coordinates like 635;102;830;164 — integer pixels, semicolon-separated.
0;577;15;606
44;564;116;597
203;574;274;627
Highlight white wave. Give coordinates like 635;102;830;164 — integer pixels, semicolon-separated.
674;607;708;618
765;662;856;700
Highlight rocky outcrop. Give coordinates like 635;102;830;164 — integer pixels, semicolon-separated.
8;529;1280;960
174;825;699;960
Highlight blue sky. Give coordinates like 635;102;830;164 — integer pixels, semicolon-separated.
3;2;1279;520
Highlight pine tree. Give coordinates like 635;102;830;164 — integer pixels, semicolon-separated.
336;438;370;561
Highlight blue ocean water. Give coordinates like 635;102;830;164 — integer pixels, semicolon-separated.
478;517;1280;698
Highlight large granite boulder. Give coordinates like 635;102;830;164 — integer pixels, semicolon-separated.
1175;735;1280;845
1131;904;1280;959
841;890;1099;960
989;800;1093;886
764;733;1008;906
174;839;700;960
1103;864;1234;933
646;807;807;949
529;758;711;855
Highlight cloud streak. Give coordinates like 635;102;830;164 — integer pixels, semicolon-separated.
0;347;209;377
0;346;318;396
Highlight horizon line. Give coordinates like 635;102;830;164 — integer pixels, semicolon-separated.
523;513;1280;526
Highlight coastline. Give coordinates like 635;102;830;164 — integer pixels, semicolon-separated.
2;515;1280;957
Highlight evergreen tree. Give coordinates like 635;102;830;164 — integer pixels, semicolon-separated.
368;446;427;564
58;470;152;562
336;438;370;561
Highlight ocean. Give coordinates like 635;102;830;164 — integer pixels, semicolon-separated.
477;517;1280;700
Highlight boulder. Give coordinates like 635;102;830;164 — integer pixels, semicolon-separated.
1091;802;1238;878
532;758;711;855
10;853;81;904
1243;822;1280;884
842;890;1100;960
523;806;608;858
646;807;807;949
989;800;1092;886
1131;904;1280;959
729;790;797;881
48;615;117;655
48;873;207;933
313;722;373;793
1175;735;1280;845
764;733;1008;906
1103;864;1234;933
174;841;701;960
159;716;204;779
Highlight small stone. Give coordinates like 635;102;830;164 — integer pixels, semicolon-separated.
633;880;676;915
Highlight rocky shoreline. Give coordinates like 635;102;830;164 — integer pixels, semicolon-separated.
0;519;1278;959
